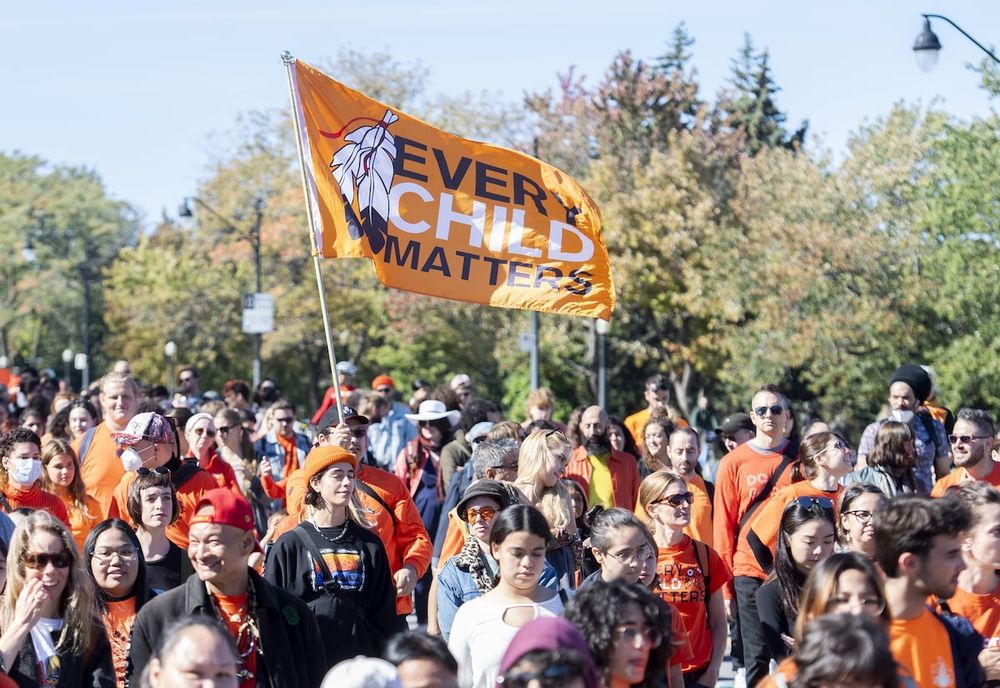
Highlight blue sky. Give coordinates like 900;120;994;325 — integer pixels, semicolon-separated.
3;1;998;226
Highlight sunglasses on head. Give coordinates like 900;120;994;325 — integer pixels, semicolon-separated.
792;496;834;511
137;466;170;477
753;404;785;417
23;551;72;569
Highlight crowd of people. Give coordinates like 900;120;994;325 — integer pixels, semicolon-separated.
0;359;993;688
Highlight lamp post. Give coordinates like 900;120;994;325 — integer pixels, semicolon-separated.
179;196;267;387
913;14;1000;72
61;349;73;391
595;319;610;409
164;341;177;396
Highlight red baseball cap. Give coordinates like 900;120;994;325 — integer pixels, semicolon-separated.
190;488;256;532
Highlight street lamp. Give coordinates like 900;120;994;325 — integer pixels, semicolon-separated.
595;319;610;409
913;14;1000;73
61;349;73;391
179;196;267;387
164;341;177;395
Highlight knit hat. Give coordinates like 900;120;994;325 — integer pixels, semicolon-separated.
371;375;395;390
303;445;357;483
497;617;599;688
889;364;932;404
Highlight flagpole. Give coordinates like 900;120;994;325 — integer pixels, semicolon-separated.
281;50;345;424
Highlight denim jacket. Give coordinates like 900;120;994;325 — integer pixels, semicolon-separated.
436;551;561;641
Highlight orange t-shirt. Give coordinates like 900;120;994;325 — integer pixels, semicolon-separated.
889;609;956;688
73;422;123;519
653;536;731;673
107;467;219;549
58;491;101;552
738;481;842;580
932;460;1000;497
712;440;794;593
2;483;70;527
948;582;1000;648
213;592;255;688
102;597;137;688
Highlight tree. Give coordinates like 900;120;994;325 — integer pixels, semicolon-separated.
720;34;807;156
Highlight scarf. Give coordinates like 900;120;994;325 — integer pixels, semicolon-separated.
454;535;496;594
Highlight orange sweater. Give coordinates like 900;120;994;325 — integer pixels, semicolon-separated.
738;481;842;580
712;440;794;591
565;446;641;510
3;483;70;526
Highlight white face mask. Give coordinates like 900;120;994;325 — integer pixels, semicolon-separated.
10;458;41;485
120;446;151;473
890;409;915;424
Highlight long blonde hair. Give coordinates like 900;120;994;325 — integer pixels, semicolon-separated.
637;470;688;529
514;430;576;534
2;511;96;654
40;439;92;518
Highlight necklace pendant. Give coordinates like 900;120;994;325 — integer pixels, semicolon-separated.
237;668;255;681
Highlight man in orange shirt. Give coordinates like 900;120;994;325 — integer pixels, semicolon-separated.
318;405;432;620
108;412;218;548
876;494;982;688
623;374;686;449
565;405;640;510
712;384;795;688
73;371;139;519
665;427;713;547
932;408;1000;497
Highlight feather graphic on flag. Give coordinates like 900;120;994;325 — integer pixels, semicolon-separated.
324;110;399;254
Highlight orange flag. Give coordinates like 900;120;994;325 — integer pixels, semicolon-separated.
289;59;615;319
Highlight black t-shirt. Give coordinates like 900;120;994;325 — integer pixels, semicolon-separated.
146;541;184;593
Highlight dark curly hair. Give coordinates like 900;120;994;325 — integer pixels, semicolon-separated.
564;579;670;687
47;399;99;443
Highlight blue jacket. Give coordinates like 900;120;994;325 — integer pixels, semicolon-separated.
254;430;311;479
367;402;417;471
436;552;560;641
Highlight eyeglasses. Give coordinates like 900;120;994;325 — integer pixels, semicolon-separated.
844;509;874;523
349;428;367;439
613;624;662;648
605;544;653;566
463;506;497;524
498;665;578;688
792;496;835;510
23;551;72;569
92;547;137;564
217;426;232;436
949;434;991;445
275;416;296;424
137;466;170;477
828;594;886;615
192;427;216;437
654;492;694;508
753;404;785;417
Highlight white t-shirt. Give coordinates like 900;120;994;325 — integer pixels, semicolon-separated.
29;617;63;679
447;592;564;688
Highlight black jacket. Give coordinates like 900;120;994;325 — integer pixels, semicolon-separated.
128;569;327;688
7;618;114;688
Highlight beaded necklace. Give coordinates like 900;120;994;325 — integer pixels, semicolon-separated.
208;583;261;682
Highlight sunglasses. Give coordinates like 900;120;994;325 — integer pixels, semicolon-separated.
23;551;72;569
792;496;835;510
463;506;497;523
217;426;232;435
753;404;785;417
656;492;694;508
275;416;296;424
137;466;170;477
192;427;216;437
349;428;367;439
179;376;194;383
374;387;393;394
949;434;991;445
